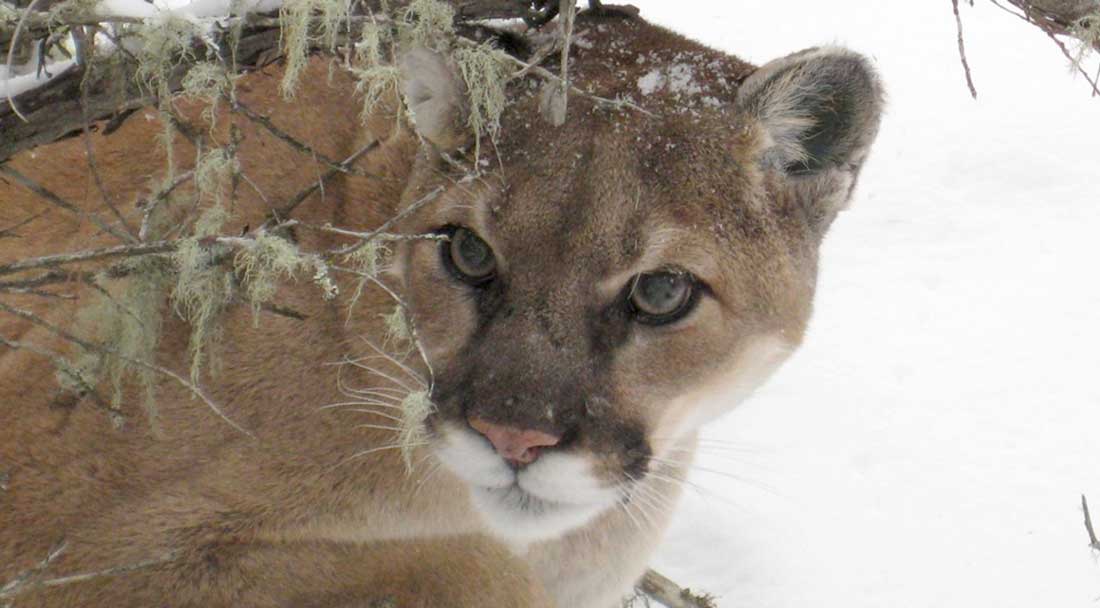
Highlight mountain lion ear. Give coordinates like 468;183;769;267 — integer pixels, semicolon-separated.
737;47;884;221
400;48;472;152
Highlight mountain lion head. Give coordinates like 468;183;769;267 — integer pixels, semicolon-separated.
390;19;883;542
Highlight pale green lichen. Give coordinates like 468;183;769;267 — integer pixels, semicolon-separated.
134;16;201;99
400;0;454;50
352;64;402;124
1070;12;1100;66
63;257;173;432
398;390;434;472
233;233;309;322
279;0;349;98
382;304;412;346
453;43;511;159
343;240;387;322
181;62;232;127
279;0;314;98
194;147;238;209
172;236;234;383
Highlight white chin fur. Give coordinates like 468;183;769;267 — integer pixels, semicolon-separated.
433;421;621;542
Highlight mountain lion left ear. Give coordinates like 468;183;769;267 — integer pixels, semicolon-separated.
737;47;884;226
400;48;473;152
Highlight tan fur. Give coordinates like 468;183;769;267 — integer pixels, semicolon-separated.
0;13;882;608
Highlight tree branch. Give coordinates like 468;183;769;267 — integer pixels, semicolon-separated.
0;164;135;243
0;542;177;602
952;0;980;99
634;569;717;608
0;300;253;437
1083;494;1100;551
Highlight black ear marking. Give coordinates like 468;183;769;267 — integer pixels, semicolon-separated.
737;47;884;176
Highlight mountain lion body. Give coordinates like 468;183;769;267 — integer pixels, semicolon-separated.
0;12;882;607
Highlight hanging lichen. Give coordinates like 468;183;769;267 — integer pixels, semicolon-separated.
181;62;232;128
279;0;350;98
400;0;455;50
63;257;173;433
381;304;412;347
1070;12;1100;66
453;43;511;159
234;233;302;319
194;147;238;208
343;240;388;322
279;0;314;98
398;390;434;472
133;16;201;99
171;201;234;383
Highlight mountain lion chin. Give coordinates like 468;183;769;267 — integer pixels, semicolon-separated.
468;484;613;544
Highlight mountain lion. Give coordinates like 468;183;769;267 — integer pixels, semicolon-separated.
0;9;883;608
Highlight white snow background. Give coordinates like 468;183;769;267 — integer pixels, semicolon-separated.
3;0;1098;606
630;1;1100;607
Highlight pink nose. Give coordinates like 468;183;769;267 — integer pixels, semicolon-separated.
468;417;561;466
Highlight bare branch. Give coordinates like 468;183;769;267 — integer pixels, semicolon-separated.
0;210;47;239
268;138;383;223
0;544;176;602
0;336;116;420
330;184;447;258
0;241;175;277
953;0;980;99
0;164;135;243
0;301;253;438
231;100;377;178
1084;494;1100;551
79;29;138;238
635;569;717;608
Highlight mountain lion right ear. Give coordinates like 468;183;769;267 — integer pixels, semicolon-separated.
737;47;884;228
400;48;473;152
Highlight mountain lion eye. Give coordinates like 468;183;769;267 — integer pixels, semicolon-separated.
629;271;696;324
442;226;496;285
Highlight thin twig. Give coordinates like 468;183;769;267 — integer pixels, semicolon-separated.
0;301;253;437
289;221;448;244
138;170;195;241
78;29;137;240
330;185;447;258
0;241;175;277
456;36;655;117
557;0;578;123
3;0;48;122
1084;494;1100;551
0;336;115;417
952;0;979;99
0;546;177;601
0;165;134;244
231;100;374;178
0;210;47;239
636;569;718;608
267;139;382;223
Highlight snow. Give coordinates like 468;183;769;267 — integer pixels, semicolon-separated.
630;1;1100;606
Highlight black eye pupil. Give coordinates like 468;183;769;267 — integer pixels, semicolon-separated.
458;233;490;269
641;275;681;309
444;227;496;284
629;271;694;322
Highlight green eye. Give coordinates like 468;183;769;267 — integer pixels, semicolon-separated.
443;226;496;285
629;271;696;324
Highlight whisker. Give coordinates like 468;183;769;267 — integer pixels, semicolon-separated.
353;423;405;433
345;408;404;423
344;362;419;392
334;441;430;469
356;336;428;387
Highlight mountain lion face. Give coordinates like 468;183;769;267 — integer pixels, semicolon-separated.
393;19;883;542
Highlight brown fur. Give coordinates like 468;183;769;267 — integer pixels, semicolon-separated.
0;13;882;607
